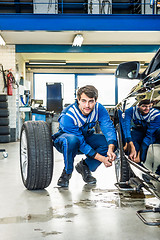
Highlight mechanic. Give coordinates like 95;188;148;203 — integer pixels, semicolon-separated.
52;85;117;187
122;99;160;163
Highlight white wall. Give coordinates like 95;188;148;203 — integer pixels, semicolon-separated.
0;46;30;141
0;45;17;141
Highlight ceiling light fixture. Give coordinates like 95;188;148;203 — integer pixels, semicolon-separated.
28;60;66;65
108;61;122;66
72;34;84;47
0;34;6;46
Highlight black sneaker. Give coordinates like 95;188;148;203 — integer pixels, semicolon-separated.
75;160;96;184
57;169;72;187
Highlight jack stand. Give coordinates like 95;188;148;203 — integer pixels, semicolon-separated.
115;182;136;191
137;207;160;226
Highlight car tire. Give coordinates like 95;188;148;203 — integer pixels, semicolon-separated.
0;126;10;134
0;109;9;117
20;121;54;190
0;102;8;108
115;123;132;185
0;135;10;143
0;94;8;102
0;118;9;126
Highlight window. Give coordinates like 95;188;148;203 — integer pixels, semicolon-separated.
34;74;75;107
118;78;140;103
77;74;115;106
34;73;117;109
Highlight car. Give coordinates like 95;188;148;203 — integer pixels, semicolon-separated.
114;48;160;226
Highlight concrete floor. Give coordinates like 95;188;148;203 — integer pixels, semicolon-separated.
0;141;160;240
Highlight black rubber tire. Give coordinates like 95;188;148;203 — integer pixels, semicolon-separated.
20;121;54;190
0;134;10;143
0;95;8;102
0;102;8;108
115;123;132;184
0;126;10;134
0;118;9;126
0;109;9;117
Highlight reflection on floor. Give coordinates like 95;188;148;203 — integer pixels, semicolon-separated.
0;142;159;240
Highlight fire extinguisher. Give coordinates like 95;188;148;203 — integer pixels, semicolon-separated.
7;72;13;96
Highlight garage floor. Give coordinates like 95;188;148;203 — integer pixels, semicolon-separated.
0;141;160;240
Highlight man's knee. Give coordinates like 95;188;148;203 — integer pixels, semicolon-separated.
87;134;108;151
95;135;108;154
85;158;102;172
66;134;80;149
54;134;80;152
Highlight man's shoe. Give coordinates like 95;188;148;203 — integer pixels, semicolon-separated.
75;160;96;184
57;169;72;187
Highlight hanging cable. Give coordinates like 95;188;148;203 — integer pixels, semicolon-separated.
102;0;112;14
89;0;93;14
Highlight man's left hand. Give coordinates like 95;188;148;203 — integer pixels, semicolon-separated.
107;151;116;163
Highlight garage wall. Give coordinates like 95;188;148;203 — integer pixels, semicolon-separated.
0;46;30;141
0;45;18;141
0;45;16;93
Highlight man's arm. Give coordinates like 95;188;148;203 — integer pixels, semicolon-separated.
94;144;116;168
127;141;137;161
122;107;139;161
142;114;160;146
124;107;134;143
98;103;117;146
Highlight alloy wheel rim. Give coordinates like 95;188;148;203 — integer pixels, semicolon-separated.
21;130;28;181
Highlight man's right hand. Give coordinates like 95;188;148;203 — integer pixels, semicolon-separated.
94;153;114;168
128;141;137;161
103;156;113;168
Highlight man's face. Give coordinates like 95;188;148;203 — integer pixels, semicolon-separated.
138;104;152;115
78;93;96;116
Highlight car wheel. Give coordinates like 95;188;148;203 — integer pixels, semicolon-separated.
20;121;54;190
0;126;10;135
0;102;8;108
0;109;9;117
0;94;8;102
0;118;9;126
0;135;10;143
115;123;132;185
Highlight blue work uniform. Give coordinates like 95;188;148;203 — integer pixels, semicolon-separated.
52;100;117;174
123;105;160;162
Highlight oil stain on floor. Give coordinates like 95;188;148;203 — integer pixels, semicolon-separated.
0;187;157;225
0;207;77;224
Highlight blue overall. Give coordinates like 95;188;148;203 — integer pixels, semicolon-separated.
52;101;117;174
121;106;160;162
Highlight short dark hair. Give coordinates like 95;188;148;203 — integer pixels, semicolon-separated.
138;99;151;106
77;85;98;101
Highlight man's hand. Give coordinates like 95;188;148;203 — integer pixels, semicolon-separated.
107;151;116;162
104;145;116;168
123;143;128;152
128;141;137;161
134;151;140;163
94;144;116;168
103;156;113;168
103;152;116;168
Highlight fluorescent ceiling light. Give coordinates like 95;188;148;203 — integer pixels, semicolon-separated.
0;34;6;46
108;61;146;66
108;61;122;66
28;60;66;65
72;34;84;47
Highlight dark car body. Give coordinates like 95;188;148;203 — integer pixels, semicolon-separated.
114;48;160;203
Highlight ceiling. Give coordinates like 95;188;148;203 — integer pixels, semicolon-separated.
1;30;160;71
3;31;160;45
